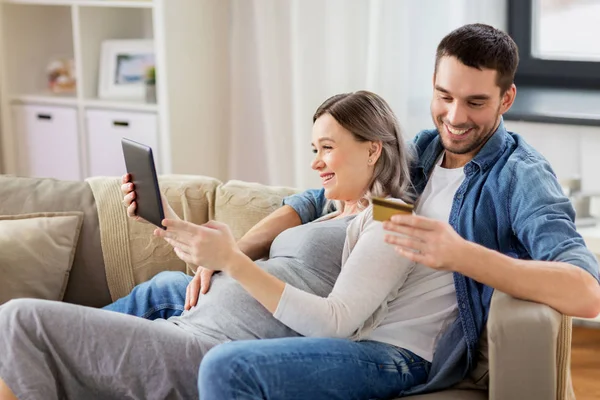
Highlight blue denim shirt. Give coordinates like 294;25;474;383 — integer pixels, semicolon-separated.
282;119;600;394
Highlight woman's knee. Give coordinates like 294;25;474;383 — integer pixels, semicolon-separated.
0;299;45;330
1;298;42;315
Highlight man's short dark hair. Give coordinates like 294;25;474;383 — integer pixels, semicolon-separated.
435;23;519;93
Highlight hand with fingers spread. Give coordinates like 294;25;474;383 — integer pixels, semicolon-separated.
382;213;468;271
184;267;215;310
154;219;243;274
121;173;179;222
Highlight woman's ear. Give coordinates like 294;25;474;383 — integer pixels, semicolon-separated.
368;141;383;165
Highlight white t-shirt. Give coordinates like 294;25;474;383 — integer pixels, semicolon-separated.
369;156;465;360
274;154;466;361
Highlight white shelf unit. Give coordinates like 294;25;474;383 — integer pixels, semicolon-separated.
0;0;229;180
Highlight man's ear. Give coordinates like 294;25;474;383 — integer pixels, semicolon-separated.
500;84;517;115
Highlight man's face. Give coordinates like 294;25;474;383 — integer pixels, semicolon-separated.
431;56;515;165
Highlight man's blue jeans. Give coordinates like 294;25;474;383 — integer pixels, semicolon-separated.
198;337;430;400
102;271;191;319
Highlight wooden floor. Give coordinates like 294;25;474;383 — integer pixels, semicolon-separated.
571;326;600;400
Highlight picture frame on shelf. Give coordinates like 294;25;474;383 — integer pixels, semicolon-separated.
98;39;155;100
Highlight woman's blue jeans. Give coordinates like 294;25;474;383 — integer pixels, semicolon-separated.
102;271;191;319
198;337;430;400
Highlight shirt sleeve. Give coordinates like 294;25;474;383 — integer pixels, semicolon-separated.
273;208;414;338
509;156;600;283
282;188;329;224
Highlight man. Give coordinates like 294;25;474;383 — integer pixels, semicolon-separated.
196;23;600;399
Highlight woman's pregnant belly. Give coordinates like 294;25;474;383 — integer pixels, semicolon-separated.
167;258;339;342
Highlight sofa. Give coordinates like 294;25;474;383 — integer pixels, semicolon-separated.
0;174;575;400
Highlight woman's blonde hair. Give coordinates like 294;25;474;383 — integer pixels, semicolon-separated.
313;90;414;211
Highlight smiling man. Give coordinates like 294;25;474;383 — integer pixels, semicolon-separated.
197;23;600;399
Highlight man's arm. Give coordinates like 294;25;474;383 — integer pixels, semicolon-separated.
383;158;600;318
239;188;328;259
237;205;302;260
383;215;600;318
281;188;328;224
504;158;600;317
457;243;600;318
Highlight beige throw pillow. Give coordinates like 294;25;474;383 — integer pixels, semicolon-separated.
214;180;300;240
0;212;84;305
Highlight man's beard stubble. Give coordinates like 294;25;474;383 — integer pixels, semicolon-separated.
435;110;502;156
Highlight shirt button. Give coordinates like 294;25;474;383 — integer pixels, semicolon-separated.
461;302;467;309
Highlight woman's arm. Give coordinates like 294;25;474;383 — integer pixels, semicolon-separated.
273;211;413;337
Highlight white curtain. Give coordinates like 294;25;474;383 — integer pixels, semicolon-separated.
227;0;506;189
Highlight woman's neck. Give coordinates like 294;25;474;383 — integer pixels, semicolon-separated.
339;200;362;217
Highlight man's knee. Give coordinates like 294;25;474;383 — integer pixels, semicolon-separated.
199;341;263;389
201;341;245;377
147;271;189;291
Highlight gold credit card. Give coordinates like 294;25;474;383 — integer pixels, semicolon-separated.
372;197;414;222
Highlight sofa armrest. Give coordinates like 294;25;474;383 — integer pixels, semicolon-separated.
487;290;573;400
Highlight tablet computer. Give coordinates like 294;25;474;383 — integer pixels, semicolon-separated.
121;137;165;229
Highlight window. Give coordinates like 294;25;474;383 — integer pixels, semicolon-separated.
509;0;600;89
534;0;600;62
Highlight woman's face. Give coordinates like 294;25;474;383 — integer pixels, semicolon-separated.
311;114;376;202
